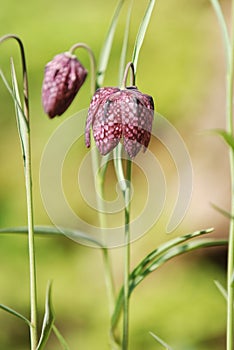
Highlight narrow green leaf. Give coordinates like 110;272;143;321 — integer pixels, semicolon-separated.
10;58;29;163
132;0;155;71
36;281;55;350
97;0;125;87
52;325;71;350
231;272;234;286
0;225;103;247
214;280;227;300
213;129;234;150
111;236;227;331
149;331;173;350
118;0;134;85
211;202;234;220
0;68;28;127
0;303;31;327
131;228;213;278
209;0;231;65
144;239;227;278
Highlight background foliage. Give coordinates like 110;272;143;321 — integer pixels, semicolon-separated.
0;0;230;349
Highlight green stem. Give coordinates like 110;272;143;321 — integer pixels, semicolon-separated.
97;167;116;315
93;147;119;350
25;129;38;350
69;42;97;94
122;159;132;350
82;45;117;348
0;34;38;349
227;2;234;348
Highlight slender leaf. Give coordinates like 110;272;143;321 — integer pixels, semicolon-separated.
209;0;231;65
149;331;173;350
52;325;71;350
211;202;234;220
10;58;29;163
131;228;214;278
118;0;134;85
0;225;103;247
132;0;155;71
0;303;31;327
0;68;28;127
143;239;227;280
214;280;228;300
97;0;125;87
112;235;227;330
213;129;234;150
231;272;234;286
36;281;55;350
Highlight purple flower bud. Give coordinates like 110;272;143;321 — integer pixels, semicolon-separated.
85;86;154;158
42;52;87;118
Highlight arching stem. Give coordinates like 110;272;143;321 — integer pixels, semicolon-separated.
0;34;38;349
69;42;97;94
121;62;135;88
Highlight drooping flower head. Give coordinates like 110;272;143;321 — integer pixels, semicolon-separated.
42;52;87;118
85;85;154;158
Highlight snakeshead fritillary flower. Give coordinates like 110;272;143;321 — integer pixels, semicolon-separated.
85;86;154;158
42;52;87;118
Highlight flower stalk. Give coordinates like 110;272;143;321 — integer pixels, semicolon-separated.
0;34;38;349
226;1;234;348
122;158;132;350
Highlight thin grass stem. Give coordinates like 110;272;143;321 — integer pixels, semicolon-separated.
226;2;234;348
122;159;132;350
0;34;38;349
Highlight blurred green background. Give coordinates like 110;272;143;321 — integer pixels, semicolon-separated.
0;0;231;349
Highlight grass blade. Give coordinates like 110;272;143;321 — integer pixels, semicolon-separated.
0;304;31;327
211;202;234;220
214;280;228;300
210;0;230;65
0;225;103;247
132;0;155;71
213;129;234;150
149;331;173;350
131;228;213;278
52;325;71;350
10;58;29;163
97;0;125;87
118;0;134;85
111;235;227;331
0;68;28;127
143;239;227;279
36;281;54;350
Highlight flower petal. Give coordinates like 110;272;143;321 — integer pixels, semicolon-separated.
42;53;87;118
85;87;119;148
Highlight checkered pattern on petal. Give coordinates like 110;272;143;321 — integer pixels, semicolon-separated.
85;86;154;158
122;88;154;158
42;52;87;118
85;87;119;148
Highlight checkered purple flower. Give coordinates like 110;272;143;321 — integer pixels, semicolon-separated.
85;86;154;158
42;52;87;118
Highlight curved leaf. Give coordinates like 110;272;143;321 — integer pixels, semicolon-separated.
132;0;156;71
36;281;54;350
0;303;31;327
0;225;103;247
118;0;134;85
214;280;227;300
209;0;231;65
213;129;234;150
52;325;71;350
149;331;173;350
97;0;125;87
111;232;227;330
